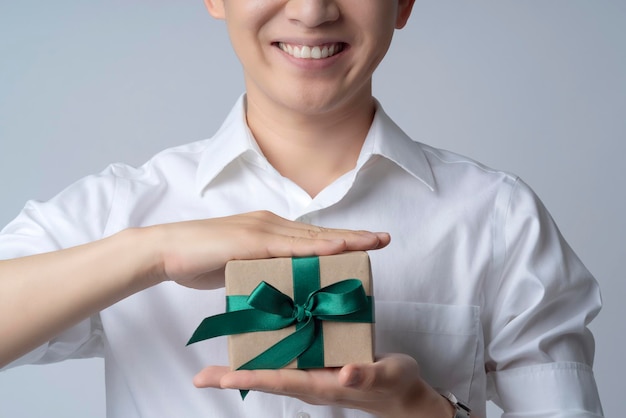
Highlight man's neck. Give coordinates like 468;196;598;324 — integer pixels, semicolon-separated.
245;92;376;198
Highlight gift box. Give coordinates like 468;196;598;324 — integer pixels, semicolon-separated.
187;251;375;372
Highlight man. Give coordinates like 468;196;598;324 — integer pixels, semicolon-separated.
0;1;603;417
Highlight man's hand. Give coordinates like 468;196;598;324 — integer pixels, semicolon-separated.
153;210;390;290
192;353;455;418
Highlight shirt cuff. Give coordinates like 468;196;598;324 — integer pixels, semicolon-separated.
489;362;604;417
1;316;103;371
1;343;48;371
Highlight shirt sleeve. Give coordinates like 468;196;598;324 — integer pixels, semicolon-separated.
0;169;120;369
485;178;603;416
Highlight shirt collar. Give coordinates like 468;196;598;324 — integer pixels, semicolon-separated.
195;95;263;194
196;95;435;194
359;99;435;191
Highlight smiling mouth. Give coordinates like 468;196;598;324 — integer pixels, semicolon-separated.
276;42;346;59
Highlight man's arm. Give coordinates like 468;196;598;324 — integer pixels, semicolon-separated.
0;211;389;367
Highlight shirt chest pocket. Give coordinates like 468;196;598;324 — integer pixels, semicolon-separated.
374;302;481;402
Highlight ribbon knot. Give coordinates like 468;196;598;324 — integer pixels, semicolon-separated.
292;304;310;322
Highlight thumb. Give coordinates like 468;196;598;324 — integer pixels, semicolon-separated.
339;354;419;392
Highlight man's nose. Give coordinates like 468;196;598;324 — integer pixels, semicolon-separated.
284;0;340;28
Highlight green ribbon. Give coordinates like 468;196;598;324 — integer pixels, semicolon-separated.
186;256;374;399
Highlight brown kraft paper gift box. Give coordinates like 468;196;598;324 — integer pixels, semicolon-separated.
225;251;375;370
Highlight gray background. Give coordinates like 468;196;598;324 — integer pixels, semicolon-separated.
0;1;624;417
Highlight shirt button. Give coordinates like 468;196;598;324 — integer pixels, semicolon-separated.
295;412;310;418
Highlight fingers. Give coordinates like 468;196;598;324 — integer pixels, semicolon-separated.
246;211;387;241
193;355;418;394
195;366;340;399
264;232;389;258
231;211;390;258
192;366;230;388
195;357;415;396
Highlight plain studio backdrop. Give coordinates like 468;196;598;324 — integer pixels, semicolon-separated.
0;1;624;417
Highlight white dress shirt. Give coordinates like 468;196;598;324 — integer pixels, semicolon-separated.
1;96;603;418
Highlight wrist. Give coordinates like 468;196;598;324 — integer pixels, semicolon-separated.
438;390;472;418
419;389;456;418
113;227;166;289
388;378;456;418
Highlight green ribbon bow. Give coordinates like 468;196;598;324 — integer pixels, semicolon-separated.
187;256;374;399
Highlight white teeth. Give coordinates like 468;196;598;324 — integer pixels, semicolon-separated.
278;42;343;60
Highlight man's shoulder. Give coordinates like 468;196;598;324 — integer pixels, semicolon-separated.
105;139;211;183
418;142;517;183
